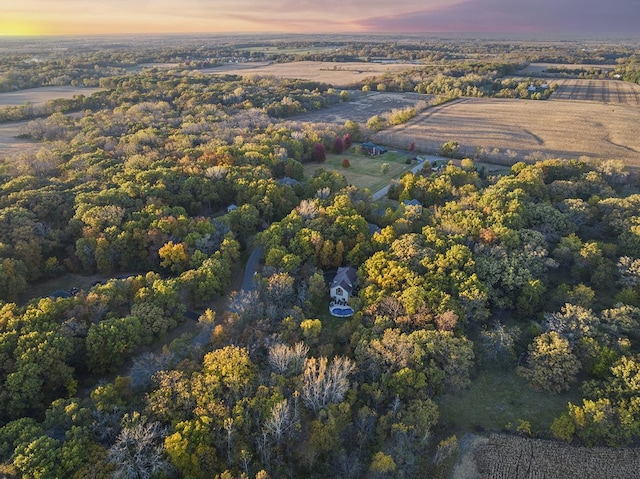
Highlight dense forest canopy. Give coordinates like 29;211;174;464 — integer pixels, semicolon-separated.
0;36;639;479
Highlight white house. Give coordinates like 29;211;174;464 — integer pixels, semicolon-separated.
330;266;357;304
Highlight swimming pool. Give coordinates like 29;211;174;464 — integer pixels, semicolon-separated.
330;306;354;317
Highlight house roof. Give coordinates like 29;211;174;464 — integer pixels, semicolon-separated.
278;176;299;186
403;199;422;207
331;266;357;292
368;222;381;234
49;290;72;299
361;142;387;151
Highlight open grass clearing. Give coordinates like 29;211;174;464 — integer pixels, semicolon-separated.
303;148;413;192
203;60;420;88
21;272;121;305
437;367;582;435
314;299;350;355
373;96;640;168
292;90;430;124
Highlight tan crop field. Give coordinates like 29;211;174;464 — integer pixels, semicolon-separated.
551;78;640;104
373;96;640;166
0;121;38;157
463;434;640;479
0;86;102;107
202;60;420;87
516;62;617;75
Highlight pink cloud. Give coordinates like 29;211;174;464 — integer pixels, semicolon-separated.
354;0;640;34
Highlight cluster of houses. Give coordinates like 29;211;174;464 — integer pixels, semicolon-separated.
224;141;429;319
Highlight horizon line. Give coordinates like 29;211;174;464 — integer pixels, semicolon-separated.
1;31;639;41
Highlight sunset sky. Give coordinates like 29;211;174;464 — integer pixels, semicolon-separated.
1;0;638;36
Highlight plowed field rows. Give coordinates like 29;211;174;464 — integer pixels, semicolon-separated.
475;434;640;479
551;79;640;105
373;96;640;166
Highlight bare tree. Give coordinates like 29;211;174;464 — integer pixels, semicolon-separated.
229;290;264;322
296;199;319;220
480;321;520;363
268;342;309;376
301;356;355;412
108;414;169;479
240;449;253;476
263;399;297;445
333;451;363;479
128;351;172;389
90;407;123;445
224;417;234;466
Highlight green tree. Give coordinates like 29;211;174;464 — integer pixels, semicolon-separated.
13;435;63;479
439;140;460;157
369;451;396;478
0;257;28;302
517;331;581;393
86;316;143;375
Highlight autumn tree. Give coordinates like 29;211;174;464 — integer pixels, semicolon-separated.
344;120;361;142
518;331;581;393
439;140;460;157
312;143;326;162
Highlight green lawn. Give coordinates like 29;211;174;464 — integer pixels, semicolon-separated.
437;367;583;435
474;160;512;176
21;273;110;304
304;149;414;192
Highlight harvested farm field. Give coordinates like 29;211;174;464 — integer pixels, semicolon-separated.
516;62;617;76
202;60;420;87
0;121;38;157
551;79;640;105
0;86;102;107
462;434;640;479
373;97;640;166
